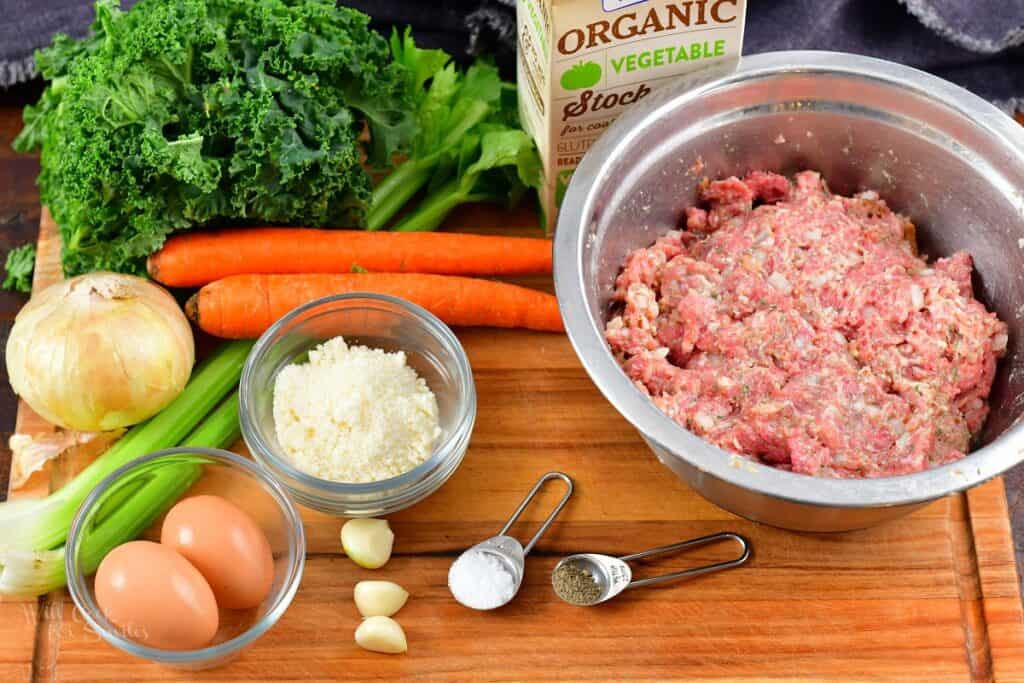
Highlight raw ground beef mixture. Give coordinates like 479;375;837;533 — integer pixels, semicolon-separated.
606;171;1009;478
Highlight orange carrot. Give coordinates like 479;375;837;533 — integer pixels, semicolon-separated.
185;273;564;338
148;228;553;287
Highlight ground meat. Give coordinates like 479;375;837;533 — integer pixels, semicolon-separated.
606;170;1008;478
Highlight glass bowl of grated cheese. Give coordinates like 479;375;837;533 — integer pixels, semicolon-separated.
239;293;477;517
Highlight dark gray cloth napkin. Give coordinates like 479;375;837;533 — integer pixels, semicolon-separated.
2;0;1023;111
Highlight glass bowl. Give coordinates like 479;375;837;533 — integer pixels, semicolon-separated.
65;447;305;669
239;293;477;516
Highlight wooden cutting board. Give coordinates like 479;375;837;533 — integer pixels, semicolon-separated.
4;208;1024;682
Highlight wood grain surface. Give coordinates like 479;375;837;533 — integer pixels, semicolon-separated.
4;203;1024;682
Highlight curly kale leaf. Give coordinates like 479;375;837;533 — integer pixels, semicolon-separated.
12;0;409;279
3;244;36;293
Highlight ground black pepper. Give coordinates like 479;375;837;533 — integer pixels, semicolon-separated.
552;561;602;605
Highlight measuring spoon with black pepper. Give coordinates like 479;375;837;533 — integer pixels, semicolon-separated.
551;532;750;606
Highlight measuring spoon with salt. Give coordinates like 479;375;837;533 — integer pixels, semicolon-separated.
551;532;750;606
449;472;573;610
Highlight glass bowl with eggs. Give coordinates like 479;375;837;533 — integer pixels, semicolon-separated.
64;447;305;669
239;292;477;517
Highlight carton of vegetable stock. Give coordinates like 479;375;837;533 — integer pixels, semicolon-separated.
516;0;747;232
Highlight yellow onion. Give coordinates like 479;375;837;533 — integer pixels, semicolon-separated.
6;273;194;431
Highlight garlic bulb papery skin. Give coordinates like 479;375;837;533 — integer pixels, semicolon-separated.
6;272;195;431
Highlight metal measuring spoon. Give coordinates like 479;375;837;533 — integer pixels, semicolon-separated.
449;472;573;610
552;532;750;606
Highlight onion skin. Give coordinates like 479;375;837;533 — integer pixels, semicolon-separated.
6;273;195;431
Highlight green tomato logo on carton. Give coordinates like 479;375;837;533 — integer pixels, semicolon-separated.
560;61;602;90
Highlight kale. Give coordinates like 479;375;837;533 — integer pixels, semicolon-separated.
12;0;409;279
3;244;37;293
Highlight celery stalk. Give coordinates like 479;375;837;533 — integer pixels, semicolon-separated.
0;391;243;597
0;340;251;553
392;178;493;232
179;391;242;450
0;548;64;597
365;99;493;231
72;392;243;580
365;157;436;231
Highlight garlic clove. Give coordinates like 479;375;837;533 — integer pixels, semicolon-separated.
354;581;408;617
354;616;407;654
341;518;394;569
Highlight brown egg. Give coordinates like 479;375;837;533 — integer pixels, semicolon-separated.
161;495;275;609
95;541;218;651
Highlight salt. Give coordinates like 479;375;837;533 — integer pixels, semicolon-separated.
448;549;515;610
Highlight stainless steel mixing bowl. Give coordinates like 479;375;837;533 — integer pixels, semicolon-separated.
554;51;1024;531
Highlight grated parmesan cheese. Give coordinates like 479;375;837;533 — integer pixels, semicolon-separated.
272;337;441;483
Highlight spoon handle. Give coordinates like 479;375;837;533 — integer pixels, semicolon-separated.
498;471;574;556
621;532;750;589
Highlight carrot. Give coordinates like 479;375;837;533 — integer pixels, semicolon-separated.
148;228;553;287
185;273;564;338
